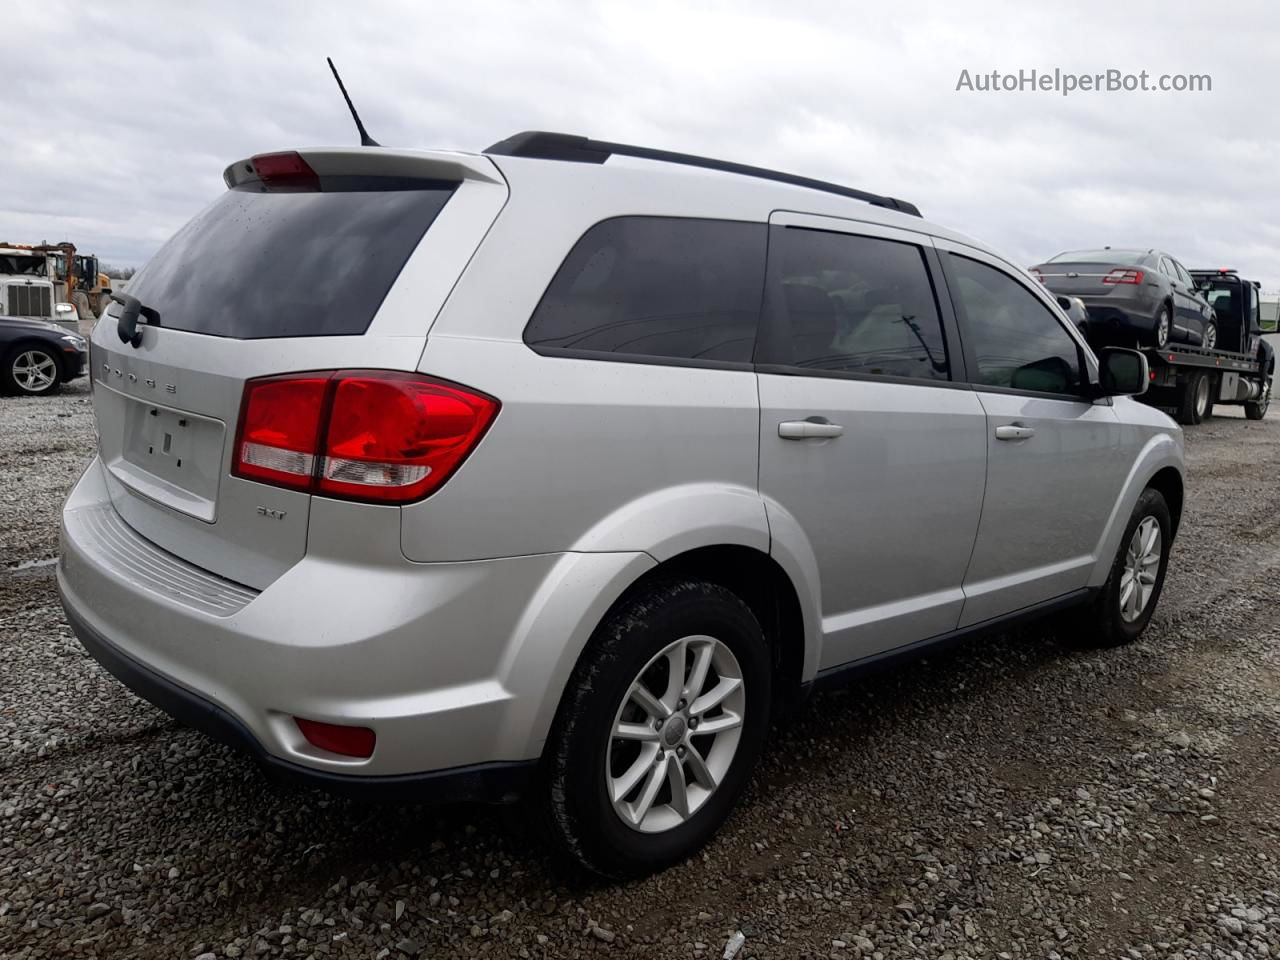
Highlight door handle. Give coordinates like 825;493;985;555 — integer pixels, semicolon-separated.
994;424;1035;441
779;419;844;440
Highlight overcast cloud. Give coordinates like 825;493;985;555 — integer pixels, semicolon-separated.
6;0;1278;289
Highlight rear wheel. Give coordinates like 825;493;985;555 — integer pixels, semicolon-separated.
1072;488;1171;648
1245;376;1272;420
1176;371;1209;425
544;580;771;878
1153;304;1172;349
1;345;63;396
1201;320;1218;352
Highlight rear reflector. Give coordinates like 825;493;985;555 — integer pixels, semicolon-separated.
251;151;321;190
294;717;375;758
232;370;499;504
1102;268;1144;285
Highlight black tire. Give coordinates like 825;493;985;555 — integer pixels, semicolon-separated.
0;344;63;397
544;580;772;879
1245;370;1272;420
1153;304;1172;349
1203;374;1217;420
1176;371;1208;425
1072;488;1172;648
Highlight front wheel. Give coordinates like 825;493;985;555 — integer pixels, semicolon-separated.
1072;488;1172;648
1201;320;1218;352
544;580;772;878
1;345;63;396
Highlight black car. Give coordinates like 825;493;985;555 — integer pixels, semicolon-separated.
1031;248;1217;350
0;315;88;396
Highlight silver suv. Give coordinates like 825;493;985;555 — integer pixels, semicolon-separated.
59;132;1184;877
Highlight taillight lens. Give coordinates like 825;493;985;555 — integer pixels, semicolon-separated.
234;375;331;490
1102;268;1145;285
232;370;499;504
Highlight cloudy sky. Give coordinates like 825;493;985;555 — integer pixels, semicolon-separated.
7;0;1279;289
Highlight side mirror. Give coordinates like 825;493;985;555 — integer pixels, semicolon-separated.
1096;347;1148;397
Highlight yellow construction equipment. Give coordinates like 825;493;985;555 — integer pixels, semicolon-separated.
0;241;112;319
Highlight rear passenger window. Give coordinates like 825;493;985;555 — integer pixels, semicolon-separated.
761;227;949;381
947;254;1083;395
524;217;766;364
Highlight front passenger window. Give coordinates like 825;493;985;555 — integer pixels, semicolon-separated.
948;254;1084;395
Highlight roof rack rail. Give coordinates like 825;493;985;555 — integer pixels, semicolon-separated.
484;131;922;218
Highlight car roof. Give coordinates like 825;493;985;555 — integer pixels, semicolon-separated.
230;142;1020;276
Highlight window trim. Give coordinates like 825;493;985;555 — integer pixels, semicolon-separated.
520;214;768;369
753;216;968;387
935;246;1098;404
521;345;755;372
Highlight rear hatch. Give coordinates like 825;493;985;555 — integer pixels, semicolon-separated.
90;148;507;590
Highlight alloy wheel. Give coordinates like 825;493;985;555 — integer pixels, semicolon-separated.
12;350;58;393
607;634;745;833
1119;517;1161;623
1155;311;1170;348
1203;323;1217;351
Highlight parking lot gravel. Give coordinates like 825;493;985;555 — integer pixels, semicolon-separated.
3;378;1280;959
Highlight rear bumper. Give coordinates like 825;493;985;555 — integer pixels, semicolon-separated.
59;456;649;790
60;596;536;803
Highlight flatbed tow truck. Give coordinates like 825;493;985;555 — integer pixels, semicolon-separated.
1134;269;1274;425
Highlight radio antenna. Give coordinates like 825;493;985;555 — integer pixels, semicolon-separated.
327;57;380;147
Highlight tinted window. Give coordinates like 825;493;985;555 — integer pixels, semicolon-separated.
1174;261;1194;286
121;185;455;339
524;217;765;363
1159;257;1178;278
762;227;949;380
948;254;1083;395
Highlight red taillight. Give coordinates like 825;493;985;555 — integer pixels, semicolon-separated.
250;151;320;190
1102;268;1144;285
294;717;375;758
233;375;331;490
231;370;499;504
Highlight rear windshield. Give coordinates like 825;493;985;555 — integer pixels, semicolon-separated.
122;184;455;339
1047;249;1145;265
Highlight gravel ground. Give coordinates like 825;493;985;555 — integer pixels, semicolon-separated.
3;378;1280;960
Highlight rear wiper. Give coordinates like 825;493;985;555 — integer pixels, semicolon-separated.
110;292;161;348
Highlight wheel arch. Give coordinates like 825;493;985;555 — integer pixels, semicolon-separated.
1146;465;1184;538
1087;433;1184;588
605;544;810;710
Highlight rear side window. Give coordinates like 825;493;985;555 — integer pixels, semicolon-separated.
524;217;766;364
760;227;949;381
948;254;1083;395
122;184;455;339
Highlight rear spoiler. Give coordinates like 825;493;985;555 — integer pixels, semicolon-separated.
222;147;505;190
